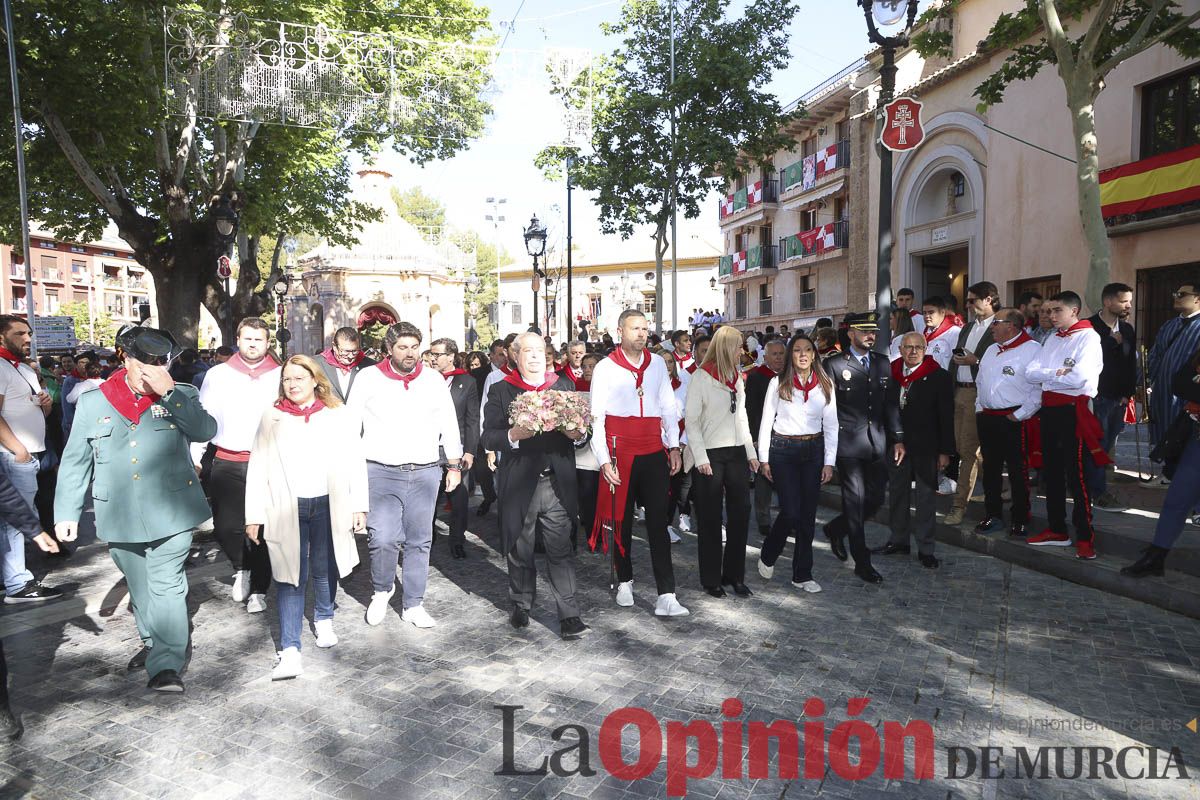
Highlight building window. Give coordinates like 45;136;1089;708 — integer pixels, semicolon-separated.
71;259;86;278
588;294;602;320
39;254;58;281
834;196;848;220
511;303;522;325
44;289;59;313
73;291;88;303
735;287;747;319
836;118;849;142
639;292;657;316
800;209;816;231
106;293;124;316
759;282;772;316
70;245;86;254
11;288;25;312
36;240;56;249
801;136;817;157
1141;65;1200;158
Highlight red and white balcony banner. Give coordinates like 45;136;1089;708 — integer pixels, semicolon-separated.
721;195;736;217
747;180;763;205
798;223;837;255
816;143;838;178
733;251;747;273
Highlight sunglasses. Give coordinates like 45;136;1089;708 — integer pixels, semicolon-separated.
1172;290;1198;299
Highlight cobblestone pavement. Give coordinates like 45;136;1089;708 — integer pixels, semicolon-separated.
2;496;1199;800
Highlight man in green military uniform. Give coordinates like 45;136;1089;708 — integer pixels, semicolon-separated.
55;326;216;692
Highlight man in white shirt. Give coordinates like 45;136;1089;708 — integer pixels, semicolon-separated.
1024;291;1106;560
943;282;998;526
589;309;688;617
973;308;1042;538
193;317;281;613
0;316;61;603
350;321;462;628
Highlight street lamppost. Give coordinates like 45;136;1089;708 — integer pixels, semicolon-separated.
211;195;239;345
523;214;547;333
465;275;480;348
859;0;919;346
272;272;291;360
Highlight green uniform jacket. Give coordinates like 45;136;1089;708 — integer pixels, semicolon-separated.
54;384;217;543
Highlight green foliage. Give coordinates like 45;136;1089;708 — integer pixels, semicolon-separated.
59;300;117;346
536;0;800;246
392;186;448;229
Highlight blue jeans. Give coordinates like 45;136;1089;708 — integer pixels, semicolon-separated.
366;463;441;606
275;496;337;651
1153;435;1200;550
1083;394;1126;496
760;436;824;582
0;450;38;593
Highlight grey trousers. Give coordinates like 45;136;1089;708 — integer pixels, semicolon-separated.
510;475;579;620
366;462;442;607
753;473;774;534
887;452;938;556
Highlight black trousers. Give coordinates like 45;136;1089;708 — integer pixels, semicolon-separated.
473;445;496;503
577;468;599;542
693;446;751;586
1039;405;1094;540
210;459;272;593
826;456;885;569
887;450;938;555
613;450;675;594
668;467;692;522
977;413;1031;524
438;470;469;545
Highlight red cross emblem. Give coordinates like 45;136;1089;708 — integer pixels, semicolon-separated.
880;96;925;152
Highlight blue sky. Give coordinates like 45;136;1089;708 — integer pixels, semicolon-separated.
372;0;931;263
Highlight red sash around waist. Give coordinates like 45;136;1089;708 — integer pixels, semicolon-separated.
215;446;251;463
590;415;664;555
980;406;1019;417
1041;392;1113;467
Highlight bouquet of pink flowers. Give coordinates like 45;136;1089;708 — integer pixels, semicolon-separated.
509;389;592;434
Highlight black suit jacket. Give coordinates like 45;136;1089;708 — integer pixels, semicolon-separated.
319;356;377;402
1089;313;1137;399
824;349;896;461
469;364;492;402
745;367;775;440
446;372;480;457
885;365;955;458
481;374;581;548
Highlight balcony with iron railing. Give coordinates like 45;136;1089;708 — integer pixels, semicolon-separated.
779;139;850;199
798;290;816;311
778;219;849;264
718;243;776;284
718;179;779;225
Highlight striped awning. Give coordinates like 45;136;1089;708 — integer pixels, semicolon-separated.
1100;144;1200;217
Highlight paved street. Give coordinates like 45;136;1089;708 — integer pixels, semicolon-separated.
2;495;1199;800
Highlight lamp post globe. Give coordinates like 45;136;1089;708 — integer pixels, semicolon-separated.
872;0;909;27
523;214;548;333
211;196;239;245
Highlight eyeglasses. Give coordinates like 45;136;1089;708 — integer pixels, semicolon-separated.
1172;290;1198;299
900;344;926;351
334;347;359;358
430;350;450;357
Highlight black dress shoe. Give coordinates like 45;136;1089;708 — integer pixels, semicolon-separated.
704;586;727;598
725;582;753;597
1121;545;1168;578
509;606;529;629
824;526;849;562
854;566;884;584
451;544;466;559
0;703;22;740
1009;524;1027;538
127;646;151;672
974;517;1004;534
559;617;591;640
871;542;910;556
918;554;941;569
146;670;184;693
476;499;493;516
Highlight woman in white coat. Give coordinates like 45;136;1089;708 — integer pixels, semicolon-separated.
245;355;368;680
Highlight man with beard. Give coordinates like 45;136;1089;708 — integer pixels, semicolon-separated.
746;337;786;538
193;317;281;614
483;332;589;639
319;327;376;402
1085;284;1136;511
351;322;462;628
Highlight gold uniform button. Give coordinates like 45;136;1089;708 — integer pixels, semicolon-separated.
188;480;194;486
169;424;176;429
175;403;182;408
130;441;137;448
131;458;138;464
133;474;140;480
130;424;137;431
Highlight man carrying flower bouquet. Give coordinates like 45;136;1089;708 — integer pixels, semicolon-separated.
481;332;591;640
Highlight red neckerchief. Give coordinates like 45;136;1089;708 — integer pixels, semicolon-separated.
672;351;692;365
442;368;468;384
321;347;363;373
753;365;778;380
275;397;326;423
891;355;939;389
924;317;956;343
685;361;698;374
1056;319;1092;337
793;371;820;401
503;371;559;392
499;364;513;375
702;362;739;391
99;369;159;423
557;365;587;390
227;353;280;380
0;348;22;369
378;358;423;389
670;376;681;391
997;330;1034;353
609;348;652;391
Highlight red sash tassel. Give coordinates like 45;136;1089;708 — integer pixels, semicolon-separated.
1042;391;1113;466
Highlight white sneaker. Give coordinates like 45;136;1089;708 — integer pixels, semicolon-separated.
677;514;692;533
654;593;690;617
231;570;250;603
937;476;957;495
401;605;437;628
246;593;267;614
758;559;774;580
668;526;682;543
792;580;822;593
313;619;338;648
615;581;634;607
271;647;302;681
365;586;395;626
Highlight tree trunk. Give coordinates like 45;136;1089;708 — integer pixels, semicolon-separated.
1067;83;1111;312
150;250;210;349
653;219;669;334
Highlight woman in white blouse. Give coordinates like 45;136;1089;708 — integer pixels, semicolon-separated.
684;326;759;598
245;355;368;680
756;333;838;593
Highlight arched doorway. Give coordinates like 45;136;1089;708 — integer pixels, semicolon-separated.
357;302;399;351
308;303;324;354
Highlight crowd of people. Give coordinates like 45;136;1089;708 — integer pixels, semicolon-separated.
0;274;1196;716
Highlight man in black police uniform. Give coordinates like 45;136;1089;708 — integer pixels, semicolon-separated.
822;312;895;584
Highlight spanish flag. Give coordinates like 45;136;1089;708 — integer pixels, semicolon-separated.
1100;143;1200;217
